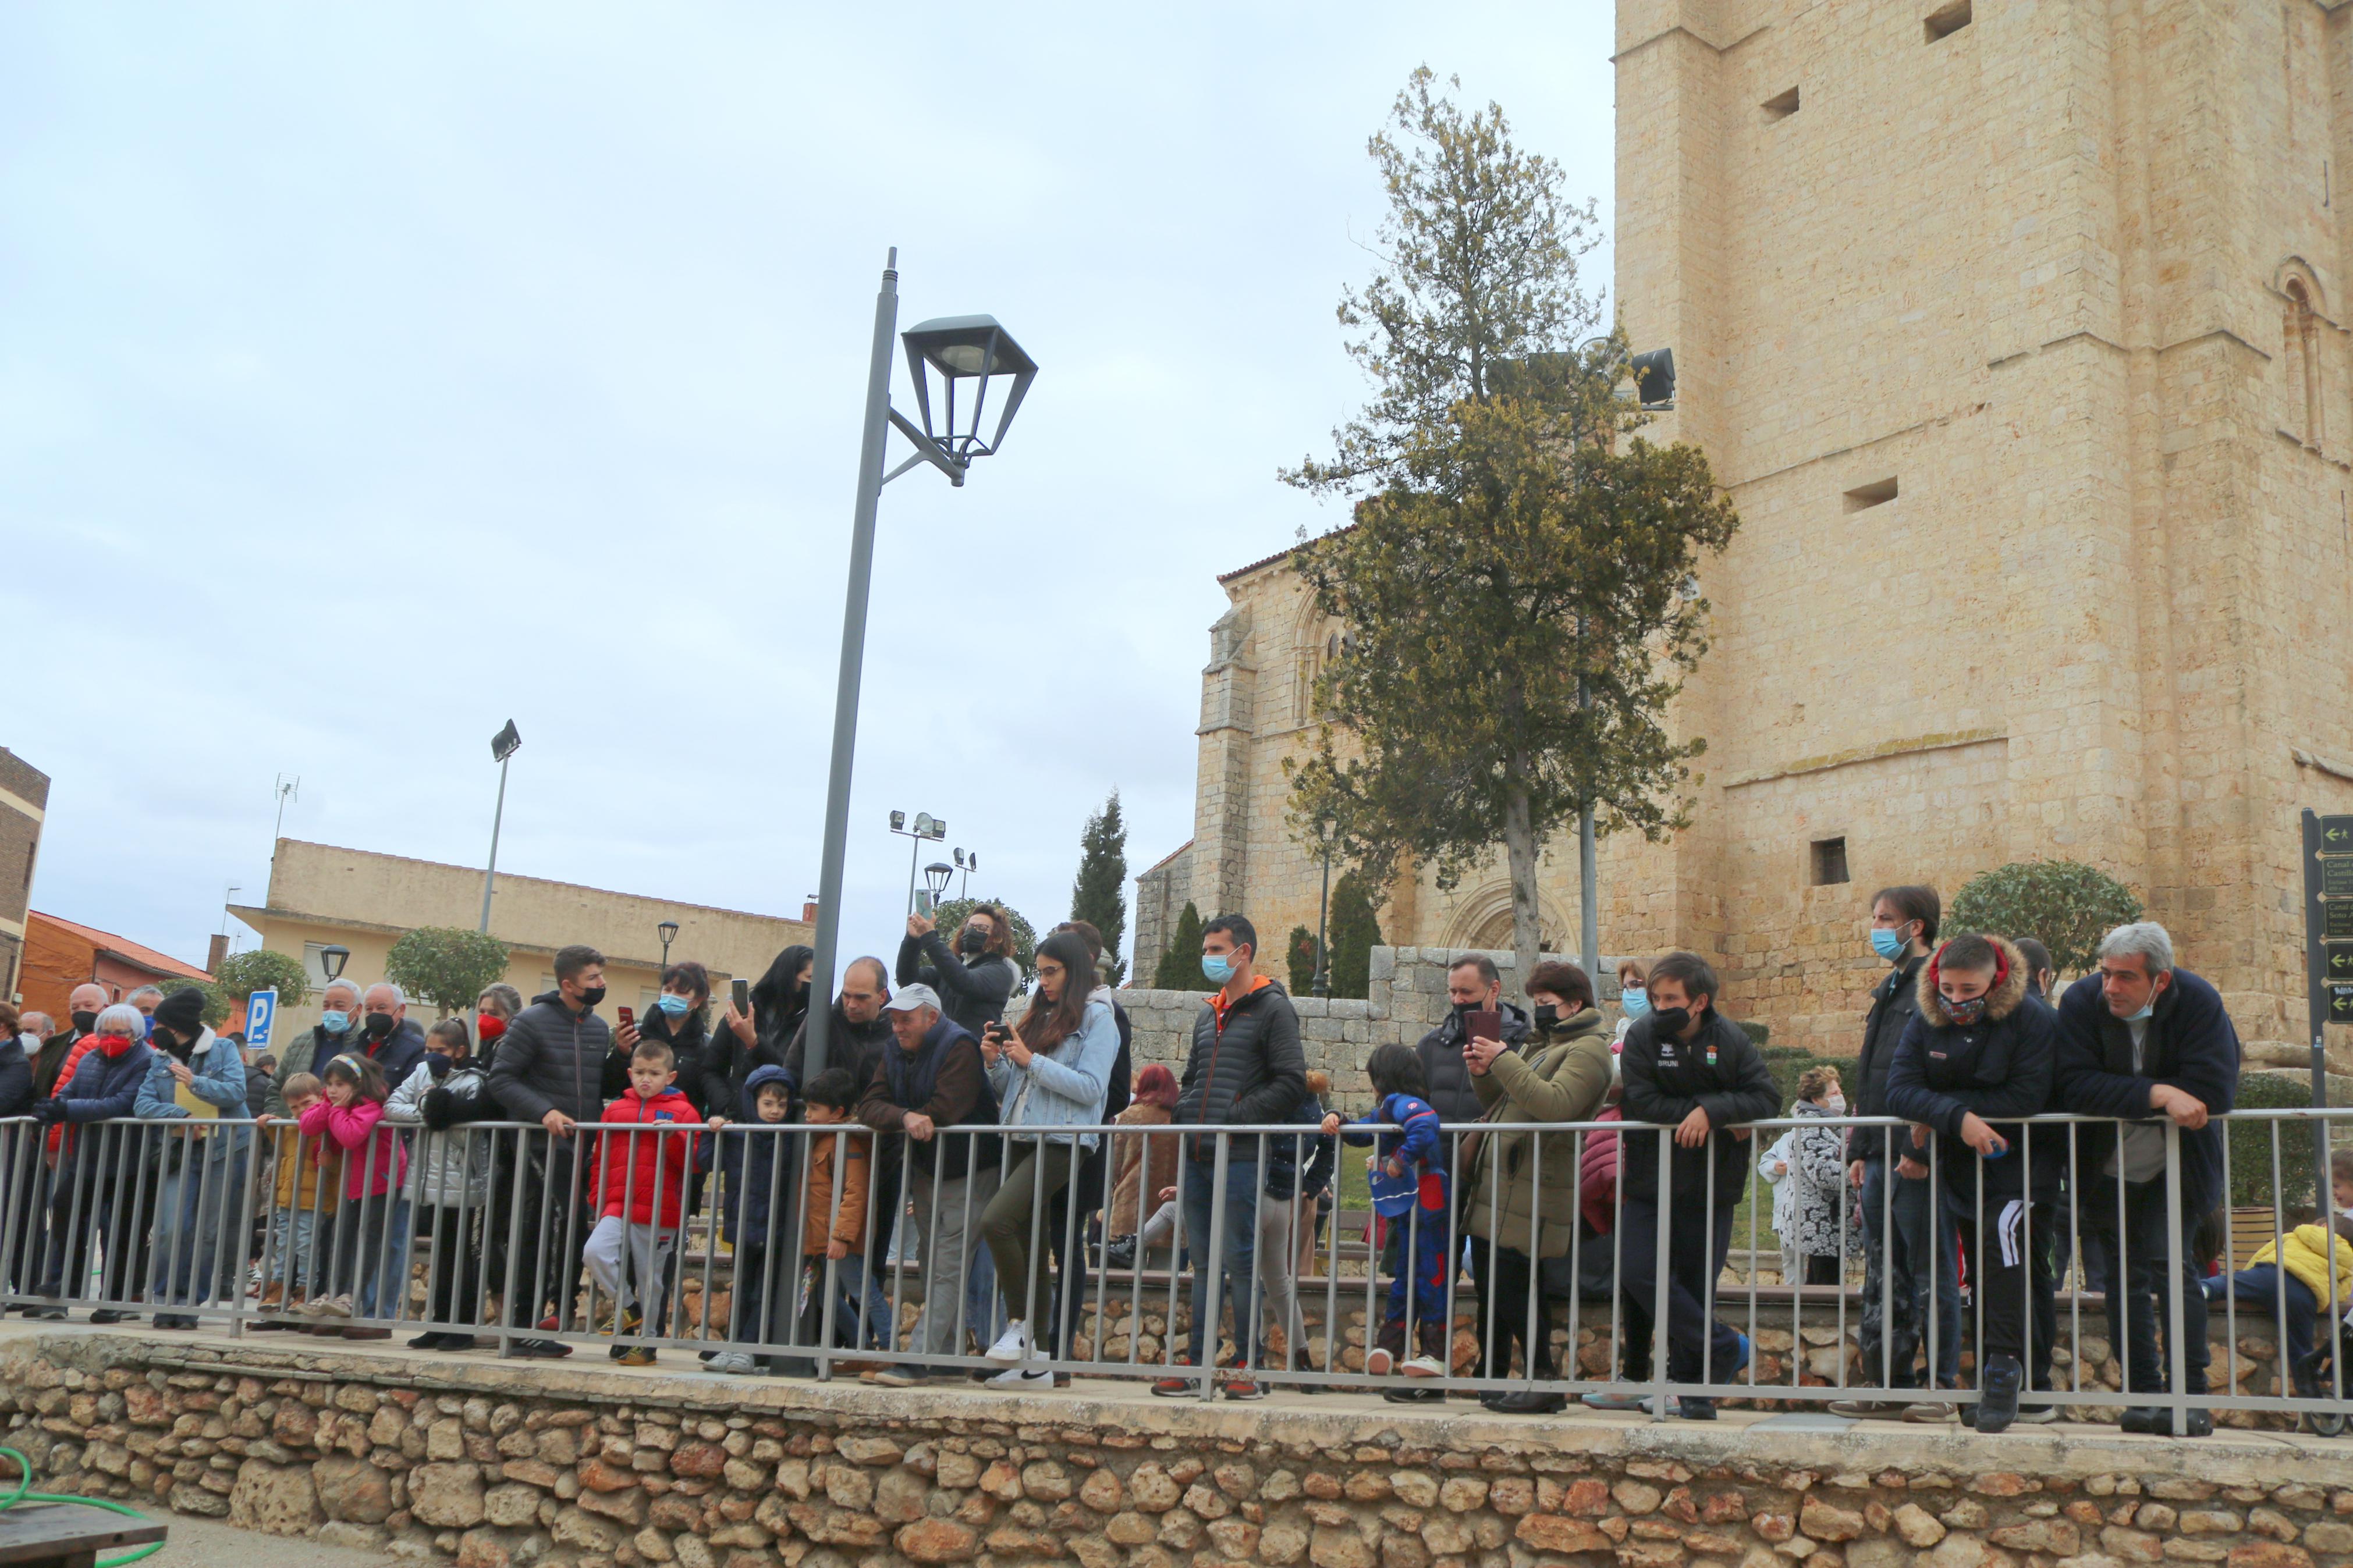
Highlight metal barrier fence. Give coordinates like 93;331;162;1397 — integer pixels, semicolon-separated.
1;1107;2348;1431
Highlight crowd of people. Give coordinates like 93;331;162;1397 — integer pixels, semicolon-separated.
0;881;2338;1437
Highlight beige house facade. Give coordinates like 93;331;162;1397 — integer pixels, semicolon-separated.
1140;1;2353;1070
233;840;813;1037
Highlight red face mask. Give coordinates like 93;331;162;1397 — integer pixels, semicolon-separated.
476;1014;507;1042
97;1033;137;1058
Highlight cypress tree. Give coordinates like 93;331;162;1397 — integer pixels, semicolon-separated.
1326;872;1386;1000
1070;790;1130;984
1286;926;1319;995
1154;901;1207;990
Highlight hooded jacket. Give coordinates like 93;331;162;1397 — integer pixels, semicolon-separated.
896;929;1019;1040
2248;1225;2353;1312
1460;1006;1615;1257
487;990;613;1128
1172;978;1307;1158
1884;937;2060;1203
710;1065;796;1247
2054;964;2239;1217
1415;1001;1532;1126
386;1057;494;1207
1619;1007;1780;1206
595;1085;700;1227
1850;951;1928;1164
801;1117;875;1258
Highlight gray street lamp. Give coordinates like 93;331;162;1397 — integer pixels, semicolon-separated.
890;810;948;918
658;920;680;970
954;847;978;900
803;253;1034;1085
1312;818;1335;999
923;862;954;912
318;945;350;985
479;720;521;933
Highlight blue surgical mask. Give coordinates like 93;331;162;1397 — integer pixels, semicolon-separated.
655;994;691;1017
1870;927;1908;962
320;1010;350;1034
1621;989;1649;1019
1201;954;1234;984
2126;1002;2154;1022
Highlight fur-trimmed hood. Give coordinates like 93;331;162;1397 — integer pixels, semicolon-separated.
1914;935;2031;1026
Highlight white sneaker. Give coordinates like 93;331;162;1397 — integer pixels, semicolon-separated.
308;1293;353;1319
1401;1354;1445;1379
1365;1346;1395;1377
985;1320;1032;1364
988;1357;1053;1388
707;1352;758;1376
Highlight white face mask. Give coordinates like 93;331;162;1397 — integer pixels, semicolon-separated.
1825;1094;1847;1114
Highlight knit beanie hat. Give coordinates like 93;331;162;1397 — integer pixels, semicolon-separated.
153;987;208;1037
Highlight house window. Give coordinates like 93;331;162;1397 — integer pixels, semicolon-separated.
1763;87;1801;122
1812;838;1850;887
1844;477;1899;512
1925;1;1972;41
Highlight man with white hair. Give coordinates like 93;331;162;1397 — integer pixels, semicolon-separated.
264;976;365;1119
2056;920;2241;1437
357;982;427;1085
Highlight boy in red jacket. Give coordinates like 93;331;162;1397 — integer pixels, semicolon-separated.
584;1040;717;1366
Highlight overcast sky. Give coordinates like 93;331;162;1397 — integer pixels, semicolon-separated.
5;3;1614;984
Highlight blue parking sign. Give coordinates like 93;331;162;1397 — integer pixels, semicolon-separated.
246;988;278;1048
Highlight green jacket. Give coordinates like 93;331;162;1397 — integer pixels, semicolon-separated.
1460;1007;1614;1258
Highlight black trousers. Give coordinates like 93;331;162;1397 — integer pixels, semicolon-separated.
2086;1175;2210;1395
1615;1197;1743;1384
1947;1192;2056;1382
38;1135;154;1302
1469;1237;1557;1381
417;1203;481;1327
499;1138;591;1331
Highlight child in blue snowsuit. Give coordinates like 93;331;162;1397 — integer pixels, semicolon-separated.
1322;1043;1451;1382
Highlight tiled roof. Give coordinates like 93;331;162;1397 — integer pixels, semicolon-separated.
29;911;211;980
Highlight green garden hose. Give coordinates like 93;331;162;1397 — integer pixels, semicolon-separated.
0;1445;165;1566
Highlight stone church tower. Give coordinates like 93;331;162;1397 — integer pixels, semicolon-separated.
1140;0;2353;1068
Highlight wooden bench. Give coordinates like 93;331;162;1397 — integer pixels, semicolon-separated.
0;1501;166;1568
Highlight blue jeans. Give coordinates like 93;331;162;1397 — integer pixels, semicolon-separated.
151;1144;250;1310
1858;1160;1963;1387
2208;1264;2320;1379
1180;1155;1259;1367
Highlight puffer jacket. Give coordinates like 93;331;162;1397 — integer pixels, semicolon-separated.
1415;1001;1532;1126
487;991;612;1127
51;1037;154;1162
1850;952;1928;1165
1579;1105;1621;1235
0;1036;30;1121
601;1005;719;1117
2250;1225;2353;1311
1886;937;2060;1203
594;1086;700;1228
1460;1007;1614;1258
1172;978;1307;1158
385;1058;494;1207
710;1065;796;1247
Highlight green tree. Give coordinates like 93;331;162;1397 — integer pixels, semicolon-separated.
212;948;311;1009
931;897;1039;977
1325;872;1386;1001
385;926;513;1018
1069;790;1130;984
1283;69;1740;987
1153;901;1208;991
1944;861;2144;983
1286;926;1320;995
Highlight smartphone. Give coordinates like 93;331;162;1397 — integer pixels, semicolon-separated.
732;977;752;1016
617;1005;636;1030
1463;1009;1502;1046
914;889;935;917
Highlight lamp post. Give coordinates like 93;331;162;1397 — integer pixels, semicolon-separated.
658;920;679;971
479;720;521;934
890;810;949;918
319;945;350;986
954;847;978;901
1312;819;1335;999
922;862;954;916
804;255;1035;1085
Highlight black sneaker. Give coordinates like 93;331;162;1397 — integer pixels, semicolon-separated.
1673;1396;1718;1421
1976;1354;2021;1435
87;1310;133;1325
503;1338;573;1360
2118;1406;2163;1434
1104;1236;1138;1270
1382;1386;1443;1404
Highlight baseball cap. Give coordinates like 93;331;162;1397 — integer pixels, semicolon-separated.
883;983;941;1015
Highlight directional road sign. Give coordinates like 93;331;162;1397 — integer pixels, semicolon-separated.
2326;943;2353;980
2331;984;2353;1025
245;988;278;1048
2327;859;2353;898
2323;815;2353;852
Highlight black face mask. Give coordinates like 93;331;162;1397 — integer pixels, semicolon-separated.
424;1054;456;1079
1532;1003;1560;1030
580;985;608;1008
70;1011;97;1035
959;930;988;956
363;1012;396;1040
1651;1007;1693;1038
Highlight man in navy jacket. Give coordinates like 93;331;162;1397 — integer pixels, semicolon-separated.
2055;921;2240;1436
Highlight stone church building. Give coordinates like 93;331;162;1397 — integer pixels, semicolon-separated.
1138;0;2353;1069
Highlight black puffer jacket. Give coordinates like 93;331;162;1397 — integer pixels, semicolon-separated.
1850;952;1927;1165
485;991;612;1126
1415;1001;1531;1125
1619;1008;1780;1207
1172;980;1307;1158
1886;937;2060;1203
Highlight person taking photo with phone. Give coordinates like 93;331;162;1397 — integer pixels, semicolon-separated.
897;905;1020;1039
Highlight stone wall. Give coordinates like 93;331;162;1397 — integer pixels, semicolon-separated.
1115;948;1632;1115
6;1332;2353;1568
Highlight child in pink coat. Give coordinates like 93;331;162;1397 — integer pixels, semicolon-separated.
297;1053;409;1331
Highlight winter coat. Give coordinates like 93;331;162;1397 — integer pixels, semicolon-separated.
266;1022;353;1119
51;1038;154;1164
1459;1007;1614;1258
0;1036;30;1121
1885;937;2060;1204
858;1015;1000;1182
1785;1100;1858;1258
355;1018;428;1090
2248;1225;2353;1312
1851;952;1928;1164
709;1065;796;1247
987;991;1122;1149
31;1029;79;1101
1172;979;1307;1159
601;1005;719;1118
1578;1105;1622;1236
896;930;1019;1041
385;1058;494;1207
2054;965;2240;1218
802;1120;875;1257
302;1097;406;1199
782;1002;895;1098
1415;1002;1532;1126
1106;1101;1177;1236
1262;1091;1335;1203
594;1087;700;1228
1619;1008;1780;1207
268;1120;342;1213
718;945;811;1107
136;1026;254;1156
486;991;613;1128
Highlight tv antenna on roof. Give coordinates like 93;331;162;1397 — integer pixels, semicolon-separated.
272;776;300;851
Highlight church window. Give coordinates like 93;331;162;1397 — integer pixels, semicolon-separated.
1811;837;1850;887
1925;1;1971;42
2285;277;2323;450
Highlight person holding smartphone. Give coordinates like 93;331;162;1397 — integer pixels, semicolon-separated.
897;905;1020;1040
717;945;812;1110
